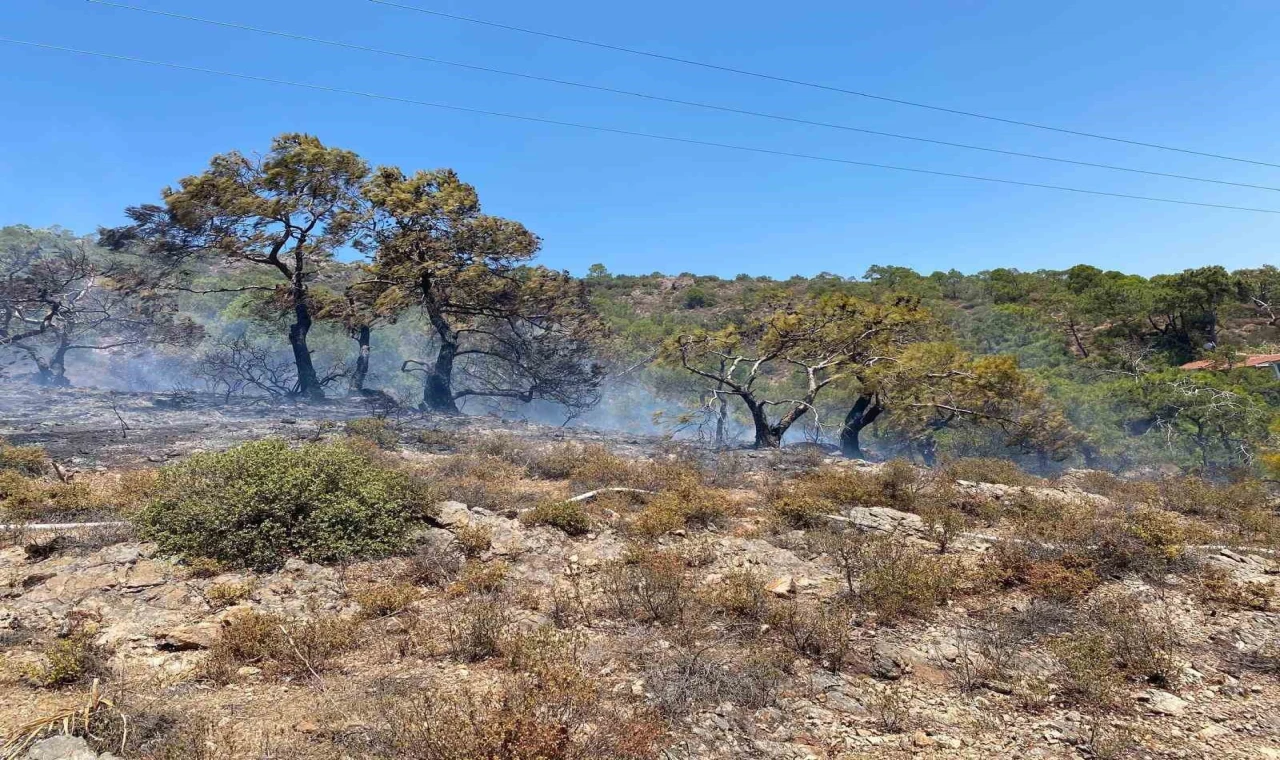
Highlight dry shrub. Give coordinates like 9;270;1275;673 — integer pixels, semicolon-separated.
869;683;911;733
767;598;856;671
365;658;664;760
0;440;48;476
919;500;967;553
449;560;509;597
465;433;535;466
943;457;1040;487
767;462;940;530
767;492;831;531
1023;556;1102;602
453;523;493;557
1093;507;1191;577
600;549;692;625
706;569;770;626
24;631;110;688
1068;470;1154;504
1051;593;1180;706
204;580;253;608
445;597;512;662
826;530;957;621
344;417;400;449
526;442;639;488
182;556;225;579
1193;564;1273;611
402;539;464;587
521;499;592;536
354;582;421;619
415;427;459;449
643;640;789;714
202;610;357;683
0;471;131;522
1156;475;1268;520
627;485;726;539
432;454;540;514
986;541;1102;602
1052;633;1129;711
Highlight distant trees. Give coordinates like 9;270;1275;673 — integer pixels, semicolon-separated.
0;225;201;385
102;133;369;400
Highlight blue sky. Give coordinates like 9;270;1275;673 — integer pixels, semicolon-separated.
2;0;1278;279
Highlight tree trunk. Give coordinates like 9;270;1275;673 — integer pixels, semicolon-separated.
31;341;71;387
422;337;460;413
349;325;371;394
713;393;728;449
915;436;939;467
840;393;883;459
419;273;462;414
289;277;323;400
745;399;781;448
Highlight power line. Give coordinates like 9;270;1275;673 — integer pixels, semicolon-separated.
84;1;1280;194
4;37;1279;216
370;0;1280;171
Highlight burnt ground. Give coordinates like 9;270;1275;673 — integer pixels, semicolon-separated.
0;384;818;474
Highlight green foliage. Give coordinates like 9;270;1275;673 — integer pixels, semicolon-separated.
137;439;431;570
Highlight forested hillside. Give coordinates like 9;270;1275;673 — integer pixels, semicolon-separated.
3;133;1279;477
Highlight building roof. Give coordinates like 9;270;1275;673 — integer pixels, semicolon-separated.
1179;353;1280;371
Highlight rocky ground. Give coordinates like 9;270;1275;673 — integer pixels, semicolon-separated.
0;387;1278;759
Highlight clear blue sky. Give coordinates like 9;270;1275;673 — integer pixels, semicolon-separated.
2;0;1278;279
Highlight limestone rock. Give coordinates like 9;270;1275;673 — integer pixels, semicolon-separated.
25;736;101;760
1143;688;1188;716
766;575;794;596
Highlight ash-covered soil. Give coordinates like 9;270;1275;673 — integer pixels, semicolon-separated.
0;385;826;475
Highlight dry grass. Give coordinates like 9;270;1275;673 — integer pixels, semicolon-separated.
201;611;358;683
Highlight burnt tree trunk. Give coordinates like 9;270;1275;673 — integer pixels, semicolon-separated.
745;398;781;448
840;393;883;459
349;325;371;394
420;273;461;414
288;273;324;401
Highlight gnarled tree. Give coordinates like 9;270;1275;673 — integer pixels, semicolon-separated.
666;294;929;448
360;167;605;414
1;225;201;385
100;133;368;400
838;342;1074;464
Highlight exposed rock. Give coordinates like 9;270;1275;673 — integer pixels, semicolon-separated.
1143;688;1188;716
766;575;794;596
844;506;925;536
434;501;471;528
24;735;113;760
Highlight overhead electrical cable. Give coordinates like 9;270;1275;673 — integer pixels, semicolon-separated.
369;0;1280;171
83;1;1280;193
4;38;1279;216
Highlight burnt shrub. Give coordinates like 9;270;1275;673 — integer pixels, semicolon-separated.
137;439;432;570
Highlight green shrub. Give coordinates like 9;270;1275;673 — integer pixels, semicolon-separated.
521;499;592;536
137;439;431;570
